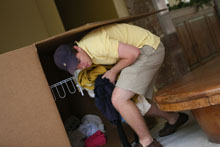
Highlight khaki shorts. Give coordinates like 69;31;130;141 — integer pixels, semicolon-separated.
116;42;165;99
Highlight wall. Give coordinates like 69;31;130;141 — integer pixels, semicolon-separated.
35;0;65;36
113;0;130;17
0;0;64;54
54;0;118;30
0;0;125;54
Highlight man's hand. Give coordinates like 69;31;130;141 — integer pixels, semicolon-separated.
102;42;140;84
102;70;117;84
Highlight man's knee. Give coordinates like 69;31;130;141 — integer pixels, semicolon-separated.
111;90;121;109
111;94;118;108
111;87;135;108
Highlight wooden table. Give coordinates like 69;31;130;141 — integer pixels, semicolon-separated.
155;55;220;143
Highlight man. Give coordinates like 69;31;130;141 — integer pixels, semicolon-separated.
54;23;188;147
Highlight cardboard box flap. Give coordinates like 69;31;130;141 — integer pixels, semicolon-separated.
36;9;167;52
0;45;71;147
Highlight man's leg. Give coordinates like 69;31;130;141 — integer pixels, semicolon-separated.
111;86;153;146
147;102;179;125
147;102;189;137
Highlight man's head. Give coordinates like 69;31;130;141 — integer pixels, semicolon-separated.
53;44;79;75
53;44;92;75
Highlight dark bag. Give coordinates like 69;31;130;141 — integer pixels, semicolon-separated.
94;75;120;125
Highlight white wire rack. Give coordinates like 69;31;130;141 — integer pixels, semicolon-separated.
50;77;76;101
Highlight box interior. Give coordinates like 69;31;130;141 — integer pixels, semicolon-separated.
36;32;85;121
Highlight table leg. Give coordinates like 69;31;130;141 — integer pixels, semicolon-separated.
191;104;220;143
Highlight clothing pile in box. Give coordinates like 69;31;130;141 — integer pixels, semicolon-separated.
64;114;106;147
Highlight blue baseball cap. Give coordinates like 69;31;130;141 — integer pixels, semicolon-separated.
53;44;79;75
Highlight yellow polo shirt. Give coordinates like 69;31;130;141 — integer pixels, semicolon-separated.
76;23;160;65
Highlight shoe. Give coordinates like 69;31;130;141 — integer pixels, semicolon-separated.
159;112;189;137
134;139;162;147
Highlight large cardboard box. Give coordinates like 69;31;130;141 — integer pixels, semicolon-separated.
0;10;165;147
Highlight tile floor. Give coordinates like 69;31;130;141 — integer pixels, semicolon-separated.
148;111;220;147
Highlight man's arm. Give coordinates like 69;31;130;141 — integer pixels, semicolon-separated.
102;42;140;84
